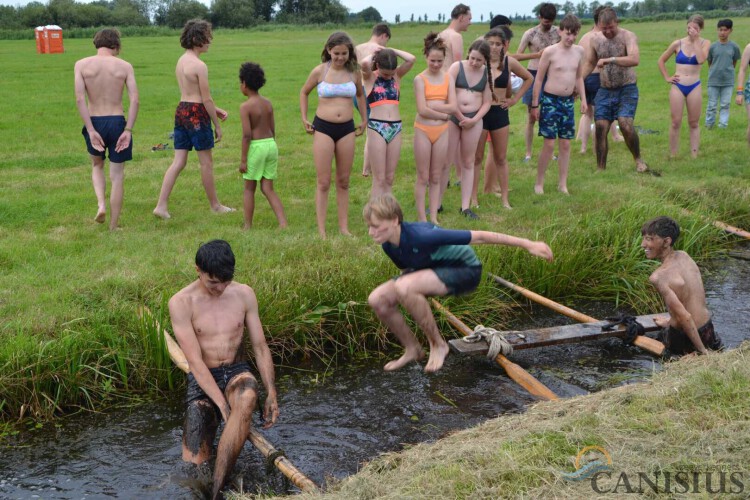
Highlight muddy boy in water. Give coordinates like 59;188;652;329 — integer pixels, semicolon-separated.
169;240;278;499
365;194;553;372
641;216;722;355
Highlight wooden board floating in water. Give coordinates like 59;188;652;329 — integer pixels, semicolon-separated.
449;313;663;355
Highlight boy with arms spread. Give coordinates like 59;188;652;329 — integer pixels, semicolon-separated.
531;14;587;195
154;19;233;219
365;194;553;373
74;28;139;230
706;19;741;129
238;62;287;229
169;240;279;500
641;217;722;355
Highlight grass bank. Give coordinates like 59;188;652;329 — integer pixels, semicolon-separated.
0;20;749;421
283;343;750;498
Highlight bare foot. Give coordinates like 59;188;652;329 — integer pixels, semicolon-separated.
94;210;106;223
691;150;699;159
242;223;252;231
212;205;235;214
579;148;587;154
502;202;512;210
319;231;327;240
384;349;425;371
534;185;544;195
635;160;649;173
152;208;171;219
340;229;353;237
424;342;450;373
558;186;569;195
596;167;606;173
109;225;122;232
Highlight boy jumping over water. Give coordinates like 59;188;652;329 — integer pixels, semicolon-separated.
238;62;287;229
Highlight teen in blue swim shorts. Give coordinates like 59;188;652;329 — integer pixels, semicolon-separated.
539;92;576;139
82;115;133;162
173;101;214;151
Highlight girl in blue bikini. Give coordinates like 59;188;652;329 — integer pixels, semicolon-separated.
657;15;709;158
300;32;367;238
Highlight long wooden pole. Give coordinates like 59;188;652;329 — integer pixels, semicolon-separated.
488;274;665;356
431;299;558;401
138;307;318;493
680;208;750;240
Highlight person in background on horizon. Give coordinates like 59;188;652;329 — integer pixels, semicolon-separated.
413;33;456;226
513;3;560;163
576;6;624;154
169;239;279;500
356;23;391;177
300;31;367;239
705;19;741;130
153;20;233;220
641;216;722;356
582;7;650;173
238;62;287;230
74;28;139;231
361;46;415;197
531;14;587;195
657;15;709;158
365;194;553;373
734;41;750;145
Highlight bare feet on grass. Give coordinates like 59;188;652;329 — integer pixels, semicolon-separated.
424;341;450;373
152;207;171;219
94;210;106;223
534;185;544;195
384;348;425;371
212;205;235;214
558;185;569;195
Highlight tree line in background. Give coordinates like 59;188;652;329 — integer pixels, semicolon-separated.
2;0;750;31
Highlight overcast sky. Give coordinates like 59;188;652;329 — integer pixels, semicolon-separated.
0;0;540;20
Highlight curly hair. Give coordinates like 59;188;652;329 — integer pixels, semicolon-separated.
320;31;358;72
239;62;265;91
180;19;212;50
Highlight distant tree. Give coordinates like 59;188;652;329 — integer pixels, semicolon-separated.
489;11;493;18
424;12;427;21
357;6;382;22
588;0;601;15
19;1;53;28
211;0;256;27
395;13;400;23
254;0;275;21
276;0;347;24
111;0;150;26
410;13;414;22
615;1;630;14
0;5;22;29
575;0;587;17
562;1;575;13
418;15;421;22
154;0;209;28
47;0;78;27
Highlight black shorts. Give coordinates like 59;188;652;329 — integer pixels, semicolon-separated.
313;115;355;143
657;319;723;355
186;361;258;405
434;265;483;296
483;105;510;131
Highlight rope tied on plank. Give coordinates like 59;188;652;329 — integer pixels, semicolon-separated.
602;314;646;345
463;324;514;359
265;449;287;474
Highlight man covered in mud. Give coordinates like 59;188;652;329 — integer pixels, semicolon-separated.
169;239;278;499
582;7;650;173
365;194;553;372
641;216;722;355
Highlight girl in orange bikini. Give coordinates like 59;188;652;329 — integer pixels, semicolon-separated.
413;33;457;225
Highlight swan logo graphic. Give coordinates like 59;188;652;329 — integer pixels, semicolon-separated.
561;446;613;481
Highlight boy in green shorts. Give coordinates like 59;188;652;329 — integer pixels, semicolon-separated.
238;62;287;229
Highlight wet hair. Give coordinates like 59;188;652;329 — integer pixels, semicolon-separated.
717;19;733;29
688;14;704;30
490;14;512;28
559;14;581;34
451;3;470;19
593;6;605;24
372;23;391;38
321;31;358;72
423;31;447;57
93;28;120;50
195;240;235;282
239;62;265;91
467;39;494;96
363;194;403;223
180;19;212;49
373;48;398;71
641;216;680;245
538;3;557;21
598;7;618;25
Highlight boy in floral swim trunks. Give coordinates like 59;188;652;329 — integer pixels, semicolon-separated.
238;62;287;229
531;14;587;195
153;19;233;219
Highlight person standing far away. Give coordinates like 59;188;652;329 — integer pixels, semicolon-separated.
531;14;587;195
705;19;741;130
74;28;139;231
657;15;709;159
581;7;650;173
513;3;560;163
153;19;233;220
300;31;367;239
640;216;723;356
237;62;287;230
169;239;279;500
356;23;391;178
576;6;624;154
365;194;553;373
734;40;750;145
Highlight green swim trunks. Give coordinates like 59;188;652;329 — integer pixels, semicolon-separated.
242;137;278;181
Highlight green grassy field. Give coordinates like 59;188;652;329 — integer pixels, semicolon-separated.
0;19;748;420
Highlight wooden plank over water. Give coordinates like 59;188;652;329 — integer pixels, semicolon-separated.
449;313;662;355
